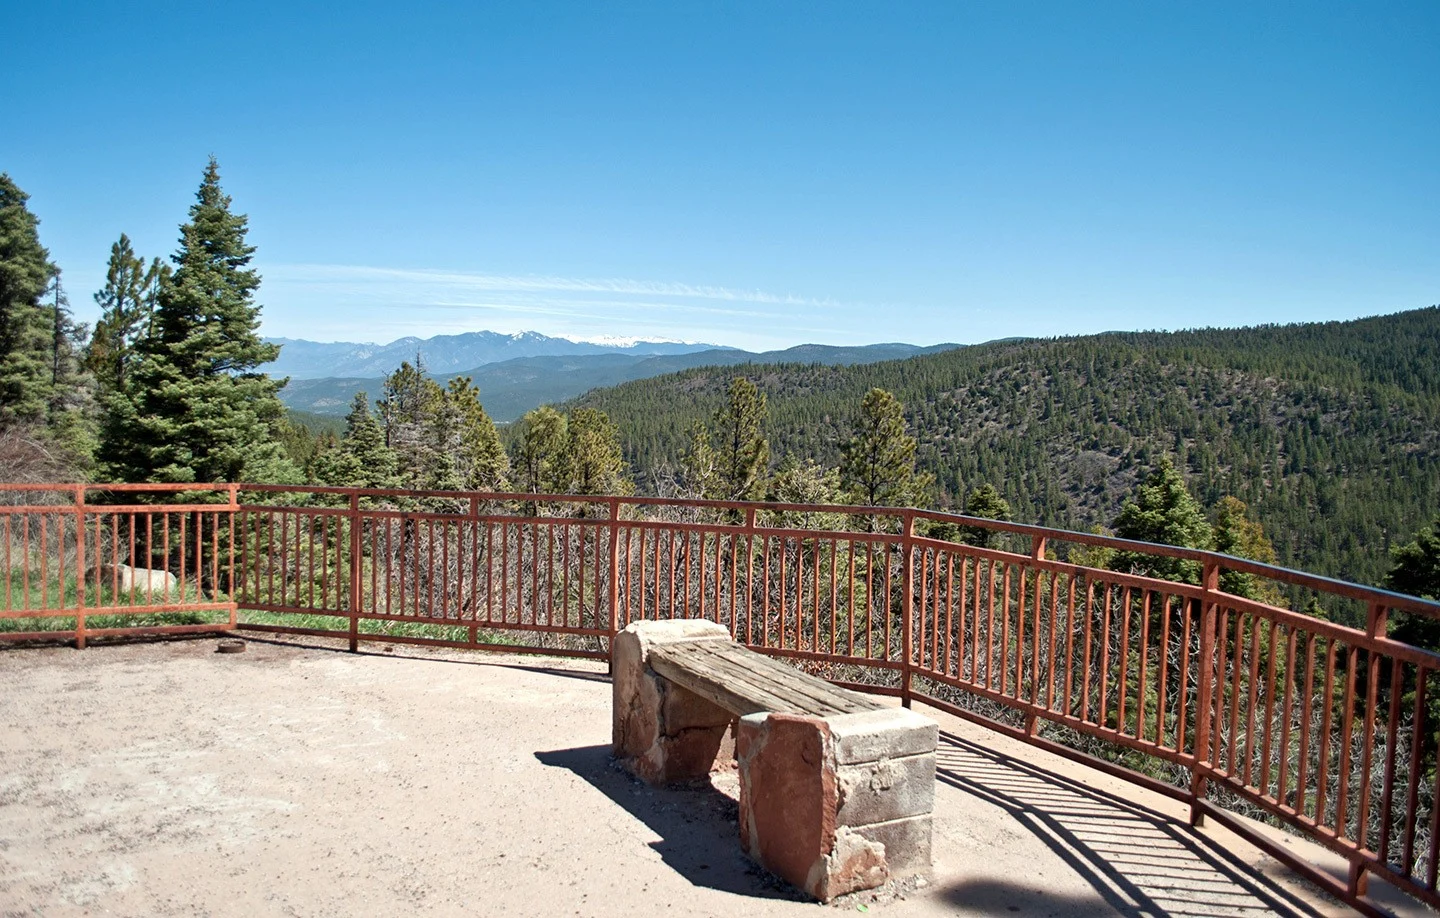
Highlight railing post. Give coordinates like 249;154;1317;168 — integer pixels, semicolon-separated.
901;512;915;709
468;496;481;646
1365;600;1389;639
1348;860;1369;897
1190;557;1221;826
742;506;757;642
227;484;239;629
1030;534;1047;560
73;486;86;650
348;491;362;653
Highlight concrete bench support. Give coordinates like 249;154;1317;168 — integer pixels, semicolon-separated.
611;619;937;901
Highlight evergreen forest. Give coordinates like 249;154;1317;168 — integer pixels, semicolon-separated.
566;308;1440;592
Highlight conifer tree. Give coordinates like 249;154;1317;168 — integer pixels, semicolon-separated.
0;174;59;429
313;393;400;490
1211;495;1282;602
685;376;768;502
87;234;166;398
514;405;569;496
443;376;509;491
378;359;438;486
764;457;845;528
563;407;632;498
840;387;932;508
42;271;95;464
1110;458;1212;584
1385;517;1440;652
956;483;1012;547
99;158;297;484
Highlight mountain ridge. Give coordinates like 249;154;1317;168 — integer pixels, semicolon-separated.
263;329;732;379
276;341;965;421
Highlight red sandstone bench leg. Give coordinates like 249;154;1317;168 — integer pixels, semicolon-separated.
612;619;736;784
737;709;937;902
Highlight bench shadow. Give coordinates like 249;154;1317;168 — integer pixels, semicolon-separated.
934;731;1330;918
534;744;807;902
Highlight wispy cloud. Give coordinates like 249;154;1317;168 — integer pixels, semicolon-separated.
257;262;880;349
268;264;846;310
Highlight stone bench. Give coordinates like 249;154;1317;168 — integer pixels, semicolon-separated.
611;619;938;901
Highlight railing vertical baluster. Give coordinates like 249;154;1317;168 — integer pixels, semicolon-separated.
227;485;238;627
607;499;620;639
1191;558;1220;827
1276;627;1299;811
1404;670;1428;877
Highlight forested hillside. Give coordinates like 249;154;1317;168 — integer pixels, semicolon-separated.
568;307;1440;589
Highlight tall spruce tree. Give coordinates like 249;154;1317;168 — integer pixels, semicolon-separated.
378;359;437;486
441;376;509;491
0;174;59;429
42;271;95;464
99;159;297;484
313;393;400;491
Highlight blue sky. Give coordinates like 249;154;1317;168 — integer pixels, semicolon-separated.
4;2;1437;351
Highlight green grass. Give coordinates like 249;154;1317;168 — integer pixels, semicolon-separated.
0;567;223;633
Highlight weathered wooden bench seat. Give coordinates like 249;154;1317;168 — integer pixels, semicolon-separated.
647;638;882;718
612;619;937;902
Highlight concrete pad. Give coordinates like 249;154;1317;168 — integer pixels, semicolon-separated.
0;637;1423;917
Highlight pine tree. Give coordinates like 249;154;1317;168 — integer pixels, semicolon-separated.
0;174;58;429
563;408;632;499
685;376;768;502
1110;458;1213;584
764;457;845;529
953;483;1012;547
41;271;95;464
514;405;569;497
378;359;438;486
840;387;932;508
1387;517;1440;601
87;234;165;398
444;376;508;491
98;158;297;484
1211;495;1283;602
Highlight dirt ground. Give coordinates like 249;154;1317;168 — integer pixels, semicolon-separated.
0;636;1425;917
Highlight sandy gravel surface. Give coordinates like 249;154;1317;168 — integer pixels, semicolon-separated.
0;636;1417;917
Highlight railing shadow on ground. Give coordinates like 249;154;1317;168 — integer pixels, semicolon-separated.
935;730;1328;918
534;744;808;902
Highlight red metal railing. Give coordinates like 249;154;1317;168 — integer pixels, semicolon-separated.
3;482;1439;916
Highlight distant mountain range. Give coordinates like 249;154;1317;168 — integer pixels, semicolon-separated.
263;330;725;379
270;332;963;422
